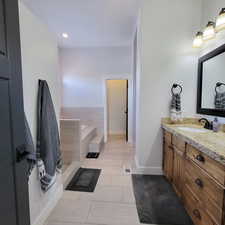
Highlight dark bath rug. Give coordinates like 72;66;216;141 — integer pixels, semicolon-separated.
132;175;193;225
66;168;101;192
86;152;100;159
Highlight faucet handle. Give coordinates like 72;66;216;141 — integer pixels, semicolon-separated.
199;118;212;130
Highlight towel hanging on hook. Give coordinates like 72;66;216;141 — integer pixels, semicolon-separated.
170;83;183;122
171;83;182;95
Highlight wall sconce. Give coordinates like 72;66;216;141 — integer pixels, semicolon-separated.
203;21;216;41
193;32;203;48
193;8;225;48
216;8;225;31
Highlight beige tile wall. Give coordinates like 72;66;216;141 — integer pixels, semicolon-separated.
61;107;104;135
60;119;81;164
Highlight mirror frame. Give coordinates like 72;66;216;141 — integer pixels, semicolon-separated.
197;43;225;117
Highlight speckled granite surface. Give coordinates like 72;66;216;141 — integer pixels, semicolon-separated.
162;119;225;166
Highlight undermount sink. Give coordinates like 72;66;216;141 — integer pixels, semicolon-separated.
177;127;208;133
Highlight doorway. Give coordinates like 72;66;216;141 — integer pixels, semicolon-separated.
106;80;128;142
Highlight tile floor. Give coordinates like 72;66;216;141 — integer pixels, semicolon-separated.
46;135;150;225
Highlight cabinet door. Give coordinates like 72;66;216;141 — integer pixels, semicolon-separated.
0;1;30;225
163;143;174;182
173;149;184;197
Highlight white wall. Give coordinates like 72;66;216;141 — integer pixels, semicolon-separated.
107;80;127;135
132;31;137;146
135;0;202;174
200;0;225;57
60;46;132;107
19;2;62;225
60;46;134;142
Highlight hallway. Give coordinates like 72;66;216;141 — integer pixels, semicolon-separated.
45;135;143;225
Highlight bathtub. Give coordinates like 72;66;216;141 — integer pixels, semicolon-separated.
60;119;96;165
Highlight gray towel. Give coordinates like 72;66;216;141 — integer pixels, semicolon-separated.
215;92;225;109
37;80;62;192
171;93;181;112
170;93;182;121
24;115;36;177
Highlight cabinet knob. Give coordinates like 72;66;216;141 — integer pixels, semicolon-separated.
195;178;204;188
193;209;201;220
196;154;205;163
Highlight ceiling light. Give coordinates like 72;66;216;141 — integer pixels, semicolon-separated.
193;31;203;48
62;33;69;38
203;21;216;41
216;8;225;32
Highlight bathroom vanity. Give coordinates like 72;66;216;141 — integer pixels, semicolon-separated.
162;120;225;225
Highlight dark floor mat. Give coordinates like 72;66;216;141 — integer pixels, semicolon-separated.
86;152;100;158
132;175;193;225
66;168;101;192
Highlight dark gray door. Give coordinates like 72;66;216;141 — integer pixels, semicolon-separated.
0;1;30;225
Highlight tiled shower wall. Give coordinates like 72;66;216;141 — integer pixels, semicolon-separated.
61;107;104;135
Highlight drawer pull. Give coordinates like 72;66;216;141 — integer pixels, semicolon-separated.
193;209;201;220
195;178;203;188
196;154;205;163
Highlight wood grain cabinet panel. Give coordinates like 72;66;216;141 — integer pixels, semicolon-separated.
164;130;172;145
172;135;186;153
173;148;184;197
163;142;174;182
186;144;225;186
183;185;215;225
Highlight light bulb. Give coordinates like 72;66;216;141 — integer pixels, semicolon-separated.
203;21;216;41
193;32;203;48
216;8;225;31
62;33;69;39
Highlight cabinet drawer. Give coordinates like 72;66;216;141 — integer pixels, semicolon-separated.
183;185;215;225
164;130;172;145
186;144;225;186
172;135;185;153
185;160;223;225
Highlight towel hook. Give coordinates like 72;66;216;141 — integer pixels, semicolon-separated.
171;83;182;95
215;82;225;94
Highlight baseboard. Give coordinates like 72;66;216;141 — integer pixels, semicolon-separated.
32;182;63;225
133;156;163;175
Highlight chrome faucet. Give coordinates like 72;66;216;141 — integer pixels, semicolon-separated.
199;118;213;130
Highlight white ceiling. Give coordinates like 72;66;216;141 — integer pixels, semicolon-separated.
22;0;140;48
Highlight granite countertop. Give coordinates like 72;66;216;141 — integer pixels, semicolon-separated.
162;121;225;166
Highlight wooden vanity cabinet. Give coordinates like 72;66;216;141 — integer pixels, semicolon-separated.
163;129;225;225
186;144;225;186
173;148;185;197
172;135;186;197
163;131;173;182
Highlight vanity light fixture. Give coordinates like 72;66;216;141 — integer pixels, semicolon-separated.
203;21;216;41
216;8;225;31
62;33;69;38
193;31;203;48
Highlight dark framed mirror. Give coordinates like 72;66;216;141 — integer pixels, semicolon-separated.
197;43;225;117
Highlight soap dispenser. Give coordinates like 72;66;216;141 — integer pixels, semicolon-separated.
213;117;220;132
